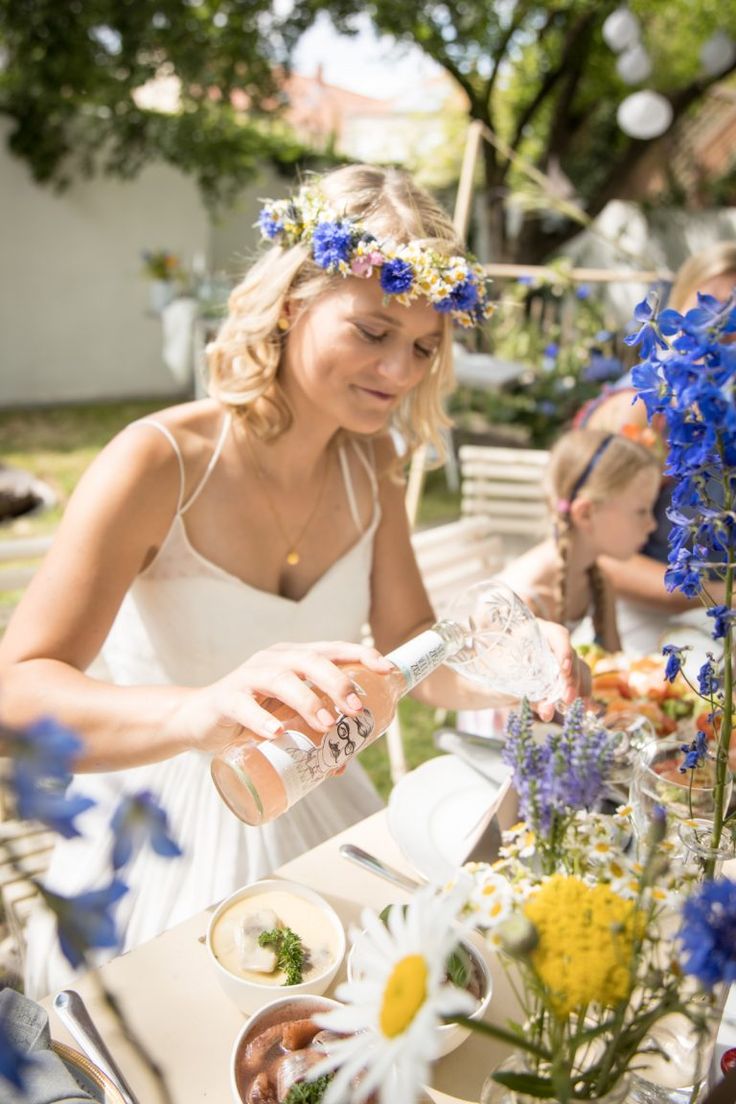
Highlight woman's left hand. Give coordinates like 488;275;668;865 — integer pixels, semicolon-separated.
534;620;591;721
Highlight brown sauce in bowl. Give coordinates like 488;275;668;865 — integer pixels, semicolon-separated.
235;999;339;1104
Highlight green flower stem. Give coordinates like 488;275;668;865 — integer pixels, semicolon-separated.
452;1014;553;1061
709;563;733;874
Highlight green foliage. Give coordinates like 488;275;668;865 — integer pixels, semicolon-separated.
258;925;306;985
283;1074;334;1104
452;272;629;447
0;0;327;206
298;0;736;259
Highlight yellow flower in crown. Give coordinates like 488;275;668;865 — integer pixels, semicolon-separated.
255;182;494;328
524;874;641;1018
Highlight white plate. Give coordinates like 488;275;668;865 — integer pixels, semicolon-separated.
387;754;508;882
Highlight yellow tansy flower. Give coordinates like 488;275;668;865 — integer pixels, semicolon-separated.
524;874;640;1018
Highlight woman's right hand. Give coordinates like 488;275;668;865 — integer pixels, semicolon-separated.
178;641;394;755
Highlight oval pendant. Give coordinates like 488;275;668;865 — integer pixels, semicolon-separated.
286;550;300;566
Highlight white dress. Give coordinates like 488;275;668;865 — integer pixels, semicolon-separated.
24;416;383;998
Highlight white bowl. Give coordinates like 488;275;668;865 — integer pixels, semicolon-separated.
347;927;492;1057
229;992;341;1104
207;878;346;1014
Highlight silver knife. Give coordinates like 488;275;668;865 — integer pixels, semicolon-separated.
433;727;507;784
53;989;141;1104
339;843;424;891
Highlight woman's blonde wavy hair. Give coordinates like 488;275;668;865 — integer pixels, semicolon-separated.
207;164;465;458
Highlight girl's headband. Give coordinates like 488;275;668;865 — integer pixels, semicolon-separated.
256;184;494;329
557;435;615;516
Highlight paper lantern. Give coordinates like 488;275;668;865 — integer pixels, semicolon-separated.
700;31;736;77
616;43;652;84
602;8;640;53
617;91;673;139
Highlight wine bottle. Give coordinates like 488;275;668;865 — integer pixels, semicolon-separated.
210;621;466;825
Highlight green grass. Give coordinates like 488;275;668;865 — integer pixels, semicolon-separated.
0;402;460;800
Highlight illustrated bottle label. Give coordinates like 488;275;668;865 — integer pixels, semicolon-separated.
387;629;447;691
257;709;376;808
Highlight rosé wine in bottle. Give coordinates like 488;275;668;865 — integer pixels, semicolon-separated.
210;621;465;825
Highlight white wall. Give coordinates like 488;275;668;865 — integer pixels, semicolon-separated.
208;166;290;279
0;119;209;406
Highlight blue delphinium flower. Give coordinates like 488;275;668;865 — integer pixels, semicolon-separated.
110;790;182;870
257;209;283;239
624;297;670;358
40;880;128;969
379;258;415;295
679;877;736;987
707;604;735;640
5;717;95;838
662;643;685;682
679;730;710;773
698;659;719;697
312;220;354;270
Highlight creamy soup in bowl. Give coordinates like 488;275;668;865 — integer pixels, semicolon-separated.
207;879;345;1014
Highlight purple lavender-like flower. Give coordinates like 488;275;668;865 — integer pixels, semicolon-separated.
312;220;354;270
110;790;182;870
379;258;415;295
503;699;614;835
679;877;736;988
697;659;719;697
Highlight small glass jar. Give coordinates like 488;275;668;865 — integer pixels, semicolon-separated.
677;818;736;880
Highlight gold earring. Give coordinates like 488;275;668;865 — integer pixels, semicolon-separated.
277;316;289;332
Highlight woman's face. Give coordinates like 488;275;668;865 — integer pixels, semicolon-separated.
279;276;444;435
586;467;660;561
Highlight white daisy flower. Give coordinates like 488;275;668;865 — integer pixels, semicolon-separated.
308;882;476;1104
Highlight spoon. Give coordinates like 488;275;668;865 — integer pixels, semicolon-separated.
53;989;141;1104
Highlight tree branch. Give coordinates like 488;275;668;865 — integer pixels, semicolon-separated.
483;0;533;106
508;9;597;155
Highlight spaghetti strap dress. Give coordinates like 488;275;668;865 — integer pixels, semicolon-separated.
24;415;383;998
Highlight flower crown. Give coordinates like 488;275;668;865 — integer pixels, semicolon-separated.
256;185;494;329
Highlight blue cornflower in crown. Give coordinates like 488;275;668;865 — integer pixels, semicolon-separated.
256;184;494;328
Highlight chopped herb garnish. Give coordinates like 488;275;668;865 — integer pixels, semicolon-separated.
258;926;305;985
284;1074;334;1103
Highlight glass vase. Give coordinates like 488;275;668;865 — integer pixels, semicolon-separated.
677;818;736;881
479;1053;631;1104
629;736;732;853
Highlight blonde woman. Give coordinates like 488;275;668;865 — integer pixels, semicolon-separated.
0;164;587;997
576;242;736;653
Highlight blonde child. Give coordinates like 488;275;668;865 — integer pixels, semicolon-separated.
457;428;659;735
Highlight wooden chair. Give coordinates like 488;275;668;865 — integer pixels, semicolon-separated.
459;443;550;562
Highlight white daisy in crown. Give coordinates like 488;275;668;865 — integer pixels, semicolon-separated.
309;882;475;1104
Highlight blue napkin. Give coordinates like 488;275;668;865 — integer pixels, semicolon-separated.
0;988;96;1103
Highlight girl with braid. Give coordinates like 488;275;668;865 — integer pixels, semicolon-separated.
456;428;659;737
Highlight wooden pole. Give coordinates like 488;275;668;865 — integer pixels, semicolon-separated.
405;120;485;528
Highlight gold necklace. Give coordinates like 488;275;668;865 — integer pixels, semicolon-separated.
243;432;331;567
